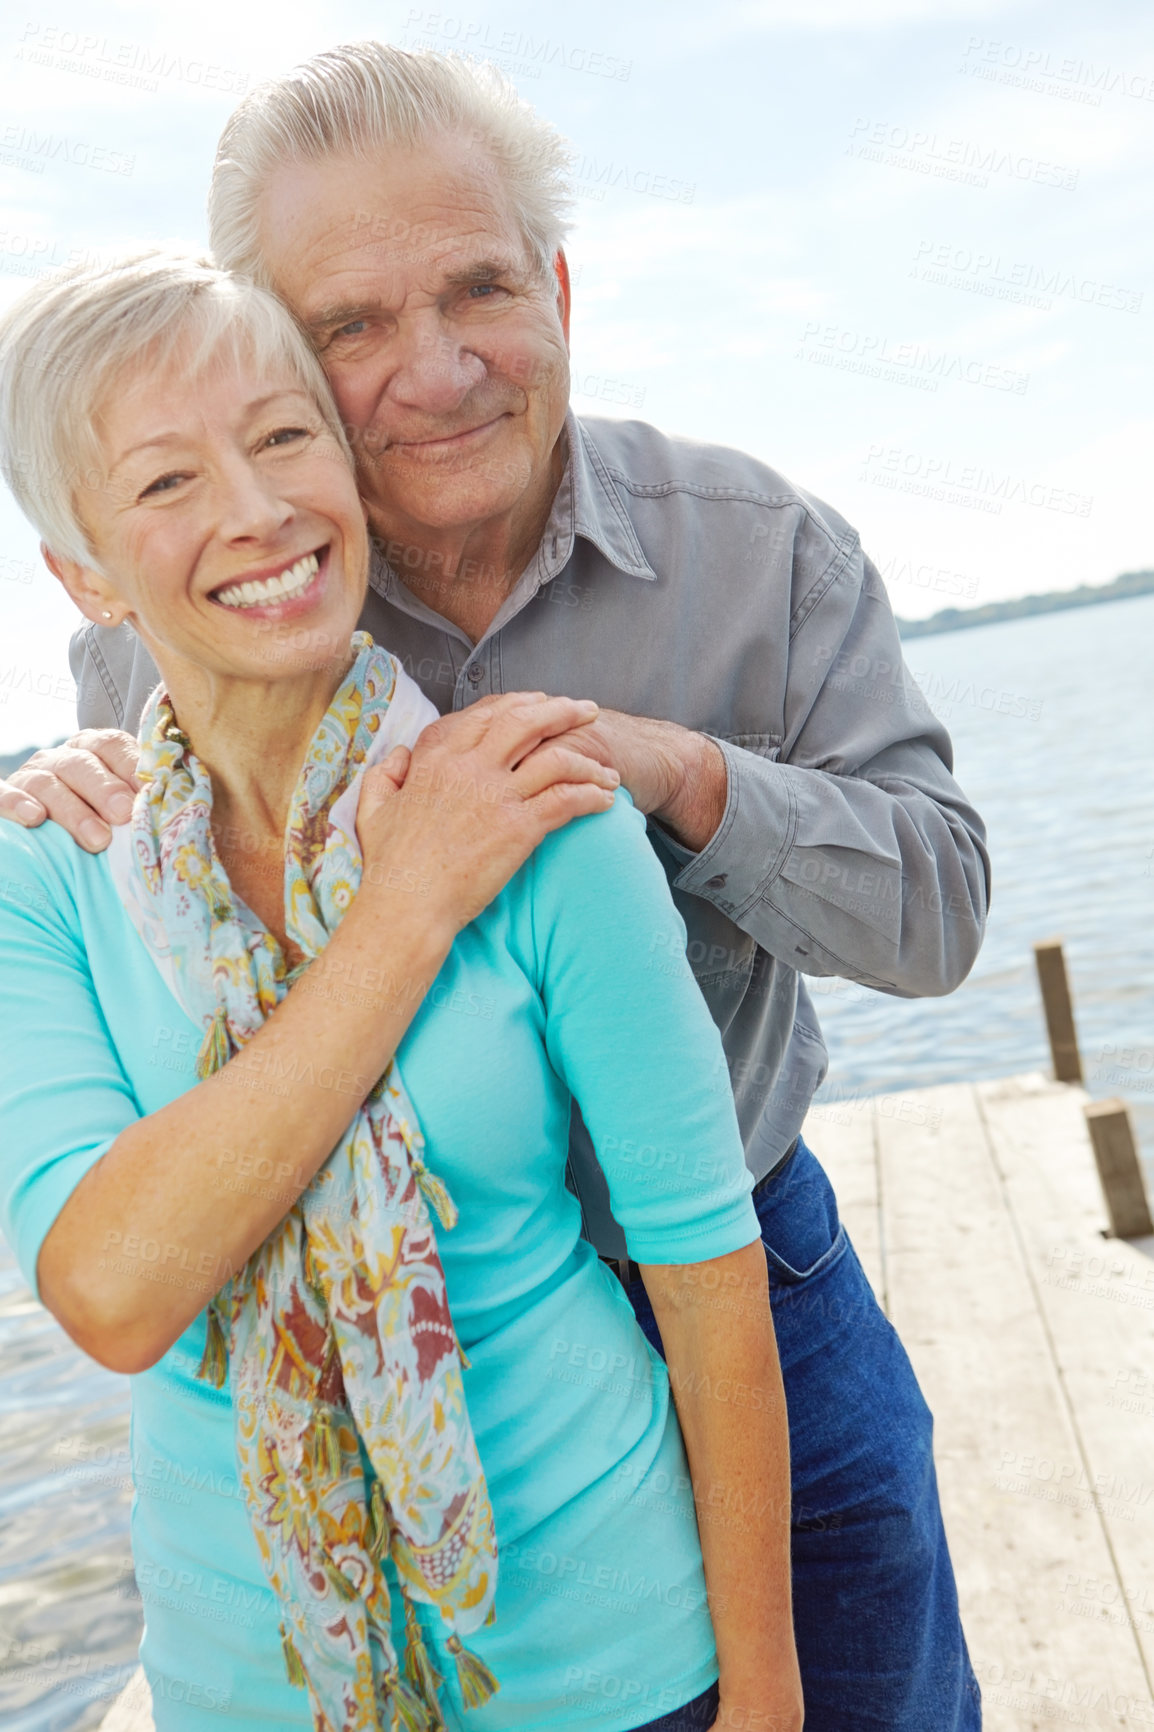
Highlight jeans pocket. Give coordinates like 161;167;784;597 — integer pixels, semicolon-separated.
761;1218;848;1285
755;1140;849;1286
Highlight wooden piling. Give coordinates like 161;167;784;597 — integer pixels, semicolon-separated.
1033;939;1084;1083
1083;1097;1154;1238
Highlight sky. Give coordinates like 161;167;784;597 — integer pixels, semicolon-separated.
0;0;1151;751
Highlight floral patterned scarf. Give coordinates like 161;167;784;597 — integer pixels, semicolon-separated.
108;633;498;1731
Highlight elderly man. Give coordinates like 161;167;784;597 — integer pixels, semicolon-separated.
2;43;986;1731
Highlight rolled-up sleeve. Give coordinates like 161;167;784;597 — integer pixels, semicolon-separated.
528;793;759;1265
670;549;991;997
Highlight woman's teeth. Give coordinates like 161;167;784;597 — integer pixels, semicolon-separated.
214;551;320;610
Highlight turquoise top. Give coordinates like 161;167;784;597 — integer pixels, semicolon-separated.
0;793;758;1731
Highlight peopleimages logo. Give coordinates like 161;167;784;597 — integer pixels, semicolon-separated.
858;445;1093;520
400;10;633;80
846;118;1079;191
794;321;1029;396
911;240;1143;315
0;125;133;177
501;1539;708;1612
0;662;75;704
960;36;1154;106
16;23;249;95
573;156;695;204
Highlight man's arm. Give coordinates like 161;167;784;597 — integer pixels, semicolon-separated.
559;550;990;999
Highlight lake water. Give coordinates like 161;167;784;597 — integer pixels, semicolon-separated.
1;593;1152;1728
811;590;1154;1178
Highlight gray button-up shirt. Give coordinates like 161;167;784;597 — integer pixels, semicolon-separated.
71;411;990;1257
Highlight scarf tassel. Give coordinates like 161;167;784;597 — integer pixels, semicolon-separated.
195;1005;233;1080
446;1633;499;1711
281;1624;308;1689
323;1558;359;1602
410;1157;457;1231
404;1596;446;1728
312;1404;343;1483
368;1479;390;1562
197;1304;229;1388
304;1241;325;1303
392;1674;436;1732
369;1635;431;1732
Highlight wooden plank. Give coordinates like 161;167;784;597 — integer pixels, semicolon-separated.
99;1668;152;1731
977;1074;1154;1703
1084;1098;1154;1238
876;1079;1151;1729
803;1094;886;1309
1034;940;1084;1083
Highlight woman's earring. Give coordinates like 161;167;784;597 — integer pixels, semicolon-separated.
101;609;114;620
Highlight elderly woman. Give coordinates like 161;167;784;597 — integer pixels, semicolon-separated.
0;255;802;1732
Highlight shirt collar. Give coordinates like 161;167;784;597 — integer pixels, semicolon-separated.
368;408;657;605
546;410;657;582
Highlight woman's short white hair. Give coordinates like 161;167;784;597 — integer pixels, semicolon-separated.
0;250;350;566
209;41;574;284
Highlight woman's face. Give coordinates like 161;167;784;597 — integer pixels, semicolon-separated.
75;340;368;687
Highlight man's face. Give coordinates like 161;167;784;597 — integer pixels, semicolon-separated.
256;133;571;547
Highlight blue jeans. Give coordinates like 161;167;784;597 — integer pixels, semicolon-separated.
626;1137;982;1731
629;1682;719;1731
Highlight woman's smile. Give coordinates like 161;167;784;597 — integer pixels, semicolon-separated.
210;544;330;618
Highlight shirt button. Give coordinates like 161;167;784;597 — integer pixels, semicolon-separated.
705;873;728;889
466;665;484;685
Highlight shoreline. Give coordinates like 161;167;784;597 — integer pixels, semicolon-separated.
897;567;1154;639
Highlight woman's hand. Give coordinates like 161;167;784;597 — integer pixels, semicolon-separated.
356;692;621;935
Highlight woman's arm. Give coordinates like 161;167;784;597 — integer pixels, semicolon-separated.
41;863;448;1375
35;693;619;1374
526;792;802;1725
643;1245;802;1732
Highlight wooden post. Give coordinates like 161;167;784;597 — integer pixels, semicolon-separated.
1084;1099;1154;1238
1033;940;1083;1083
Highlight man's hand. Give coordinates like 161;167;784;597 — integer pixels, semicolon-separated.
557;708;727;852
0;730;141;851
357;692;621;935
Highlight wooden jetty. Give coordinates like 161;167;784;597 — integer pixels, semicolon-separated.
813;1070;1154;1730
100;1072;1154;1732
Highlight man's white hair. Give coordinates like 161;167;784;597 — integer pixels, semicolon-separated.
0;250;350;567
209;41;575;284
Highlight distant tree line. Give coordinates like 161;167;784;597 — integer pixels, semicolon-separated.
897;567;1154;639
